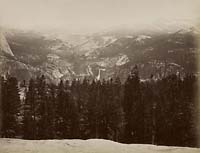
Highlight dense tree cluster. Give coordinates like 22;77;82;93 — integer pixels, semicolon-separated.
0;68;198;147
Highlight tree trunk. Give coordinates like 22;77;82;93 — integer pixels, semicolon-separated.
0;80;2;137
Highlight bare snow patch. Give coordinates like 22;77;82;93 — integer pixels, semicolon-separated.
102;36;117;44
19;87;26;101
96;54;129;68
136;35;151;42
87;65;94;76
116;54;129;66
0;138;199;153
169;63;181;67
47;54;60;61
52;69;64;78
125;35;134;39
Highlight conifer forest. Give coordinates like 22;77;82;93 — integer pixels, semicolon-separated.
0;67;198;147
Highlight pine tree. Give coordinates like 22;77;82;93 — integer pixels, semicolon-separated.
46;83;57;139
155;74;194;146
123;66;144;143
23;78;37;139
35;75;49;139
79;77;90;139
98;79;108;139
107;78;124;141
0;77;3;137
87;80;99;138
55;79;77;139
70;79;80;138
181;74;198;147
2;76;21;137
55;80;67;138
141;76;158;144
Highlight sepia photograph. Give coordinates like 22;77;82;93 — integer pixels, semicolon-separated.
0;0;200;152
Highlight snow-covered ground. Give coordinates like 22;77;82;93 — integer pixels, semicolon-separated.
0;139;199;153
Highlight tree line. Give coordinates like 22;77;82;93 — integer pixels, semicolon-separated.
0;67;199;147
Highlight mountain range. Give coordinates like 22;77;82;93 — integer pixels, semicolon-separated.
0;23;199;83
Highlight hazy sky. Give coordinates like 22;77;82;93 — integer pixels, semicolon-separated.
0;0;199;33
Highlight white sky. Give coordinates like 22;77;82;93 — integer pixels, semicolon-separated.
0;0;199;33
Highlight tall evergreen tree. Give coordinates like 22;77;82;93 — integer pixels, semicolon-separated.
23;78;37;139
0;77;3;137
107;78;124;141
35;75;49;139
1;76;21;137
181;74;198;147
55;80;67;138
123;66;144;143
45;83;57;139
70;79;80;138
79;78;90;139
141;76;158;145
87;80;99;138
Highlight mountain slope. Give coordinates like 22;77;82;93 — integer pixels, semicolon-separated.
0;31;14;57
1;27;198;82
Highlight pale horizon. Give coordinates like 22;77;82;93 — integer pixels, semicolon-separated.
0;0;199;33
